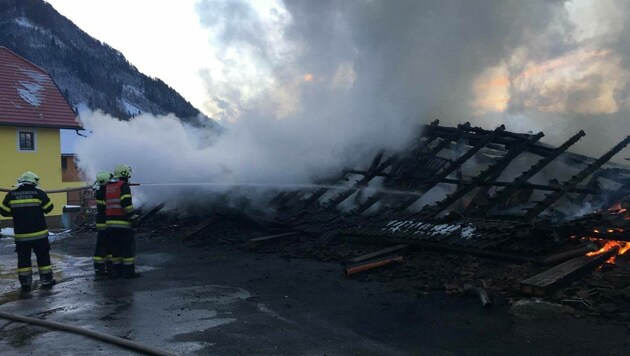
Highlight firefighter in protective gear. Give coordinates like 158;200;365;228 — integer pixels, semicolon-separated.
106;164;139;278
93;171;113;278
0;172;56;292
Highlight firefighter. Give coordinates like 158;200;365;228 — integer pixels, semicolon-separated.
93;171;113;278
106;164;139;279
0;171;56;292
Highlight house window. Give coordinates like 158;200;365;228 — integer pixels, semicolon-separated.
17;130;36;151
61;156;68;170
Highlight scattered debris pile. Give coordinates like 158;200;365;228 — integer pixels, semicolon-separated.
135;121;630;320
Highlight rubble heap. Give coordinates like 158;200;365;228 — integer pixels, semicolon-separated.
133;121;630;320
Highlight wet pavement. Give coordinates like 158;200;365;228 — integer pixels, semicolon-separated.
0;230;629;355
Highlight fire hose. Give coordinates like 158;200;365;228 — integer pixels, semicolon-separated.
0;183;141;194
0;310;175;356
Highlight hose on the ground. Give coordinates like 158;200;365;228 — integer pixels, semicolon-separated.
0;310;175;356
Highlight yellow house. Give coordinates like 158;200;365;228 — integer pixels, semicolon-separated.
0;47;84;227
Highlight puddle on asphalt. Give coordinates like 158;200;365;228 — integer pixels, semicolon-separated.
0;239;293;354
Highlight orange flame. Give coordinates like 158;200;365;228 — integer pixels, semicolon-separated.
586;238;630;264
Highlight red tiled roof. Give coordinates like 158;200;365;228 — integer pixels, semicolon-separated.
0;46;81;129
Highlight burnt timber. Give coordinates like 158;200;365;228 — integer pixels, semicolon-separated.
264;121;630;261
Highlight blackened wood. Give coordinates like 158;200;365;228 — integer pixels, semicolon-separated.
475;130;585;216
137;202;166;225
348;244;409;263
536;243;598;265
418;178;600;194
301;171;350;208
182;216;219;240
361;123;505;214
247;231;300;247
326;155;396;209
524;135;630;221
341;235;540;263
520;247;618;296
420;131;544;217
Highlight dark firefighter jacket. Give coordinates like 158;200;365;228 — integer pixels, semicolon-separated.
94;186;106;231
105;179;135;229
0;183;54;241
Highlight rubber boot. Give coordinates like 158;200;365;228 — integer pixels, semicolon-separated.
122;263;140;279
94;261;107;276
111;262;123;279
105;255;113;276
40;272;56;289
19;275;32;293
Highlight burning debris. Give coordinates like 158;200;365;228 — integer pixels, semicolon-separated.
87;120;630;317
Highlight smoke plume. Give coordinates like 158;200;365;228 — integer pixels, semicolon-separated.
76;0;630;209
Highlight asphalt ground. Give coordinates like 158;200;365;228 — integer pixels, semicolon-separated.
0;230;629;355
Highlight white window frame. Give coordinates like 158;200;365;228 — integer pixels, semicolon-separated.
16;128;37;152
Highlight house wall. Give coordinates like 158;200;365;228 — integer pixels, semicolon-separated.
62;154;85;182
0;126;77;222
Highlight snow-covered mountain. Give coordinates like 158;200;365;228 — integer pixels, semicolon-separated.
0;0;216;127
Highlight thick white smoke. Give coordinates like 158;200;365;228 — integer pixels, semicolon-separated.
76;0;630;209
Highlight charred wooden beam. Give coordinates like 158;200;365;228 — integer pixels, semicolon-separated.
347;244;409;263
574;171;603;205
182;216;219;240
420;131;544;217
520;247;618;296
247;231;300;247
342;235;541;263
474;130;586;216
423;124;551;156
137;202;166;225
300;171;350;208
524;135;630;221
536;243;598;265
465;132;550;214
416;178;601;194
352;124;470;213
393;124;507;212
325;155;396;209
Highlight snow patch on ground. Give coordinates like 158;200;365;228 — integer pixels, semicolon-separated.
15;17;36;29
121;99;142;115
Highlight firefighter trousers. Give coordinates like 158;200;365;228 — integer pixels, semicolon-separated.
93;230;113;275
108;228;136;278
15;238;53;287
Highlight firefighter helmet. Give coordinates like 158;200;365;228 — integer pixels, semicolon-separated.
114;164;133;179
95;171;113;186
18;171;40;185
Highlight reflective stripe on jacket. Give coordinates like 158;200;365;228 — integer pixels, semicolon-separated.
0;184;53;241
94;186;107;231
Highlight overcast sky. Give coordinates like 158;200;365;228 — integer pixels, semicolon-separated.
48;0;630;161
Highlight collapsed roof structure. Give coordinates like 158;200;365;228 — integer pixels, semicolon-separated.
261;120;630;261
144;120;630;309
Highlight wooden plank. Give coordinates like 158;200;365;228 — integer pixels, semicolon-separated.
520;247;618;296
536;243;598;265
348;244;409;263
344;255;404;276
247;232;300;247
182;216;219;240
137;202;166;225
341;235;539;263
